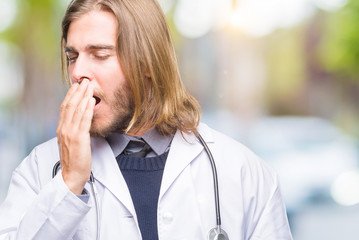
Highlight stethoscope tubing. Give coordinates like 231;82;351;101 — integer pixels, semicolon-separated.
196;134;222;227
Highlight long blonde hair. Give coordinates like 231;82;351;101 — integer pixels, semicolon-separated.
61;0;201;135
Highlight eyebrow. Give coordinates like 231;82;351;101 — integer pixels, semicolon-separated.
64;45;116;52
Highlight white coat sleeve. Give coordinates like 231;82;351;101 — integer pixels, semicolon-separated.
249;173;293;240
0;147;91;240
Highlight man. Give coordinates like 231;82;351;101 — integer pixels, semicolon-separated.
0;0;292;239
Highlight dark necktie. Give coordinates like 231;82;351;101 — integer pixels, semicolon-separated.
122;141;152;158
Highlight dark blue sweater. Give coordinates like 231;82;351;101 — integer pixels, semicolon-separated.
116;152;168;240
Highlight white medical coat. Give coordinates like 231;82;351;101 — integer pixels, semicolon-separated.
0;123;292;239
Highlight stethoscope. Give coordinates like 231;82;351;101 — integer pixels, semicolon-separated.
52;133;229;240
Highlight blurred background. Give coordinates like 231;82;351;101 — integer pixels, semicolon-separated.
1;0;359;238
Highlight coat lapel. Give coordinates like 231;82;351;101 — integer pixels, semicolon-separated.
159;123;214;200
90;137;136;217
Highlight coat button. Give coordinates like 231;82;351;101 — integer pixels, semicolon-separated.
162;212;173;224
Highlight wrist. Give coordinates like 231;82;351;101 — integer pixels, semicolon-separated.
62;171;89;195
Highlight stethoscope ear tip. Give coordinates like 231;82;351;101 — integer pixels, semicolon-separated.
208;227;229;240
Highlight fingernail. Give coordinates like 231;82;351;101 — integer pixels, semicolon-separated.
90;97;96;106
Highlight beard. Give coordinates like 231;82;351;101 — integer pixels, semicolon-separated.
89;84;135;137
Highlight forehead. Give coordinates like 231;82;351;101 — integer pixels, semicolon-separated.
67;10;118;49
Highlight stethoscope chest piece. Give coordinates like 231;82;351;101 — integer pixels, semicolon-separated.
208;227;229;240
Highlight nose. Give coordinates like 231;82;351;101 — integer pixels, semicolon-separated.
70;54;93;84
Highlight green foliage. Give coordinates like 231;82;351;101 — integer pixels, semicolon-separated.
319;0;359;81
262;26;308;114
0;0;66;64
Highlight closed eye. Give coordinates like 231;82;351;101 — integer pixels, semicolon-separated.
65;48;78;63
91;49;113;61
93;54;110;60
67;55;78;63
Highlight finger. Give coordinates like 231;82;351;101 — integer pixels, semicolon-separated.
58;83;79;131
79;97;96;132
61;79;90;127
71;84;94;128
57;80;88;140
59;82;79;121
